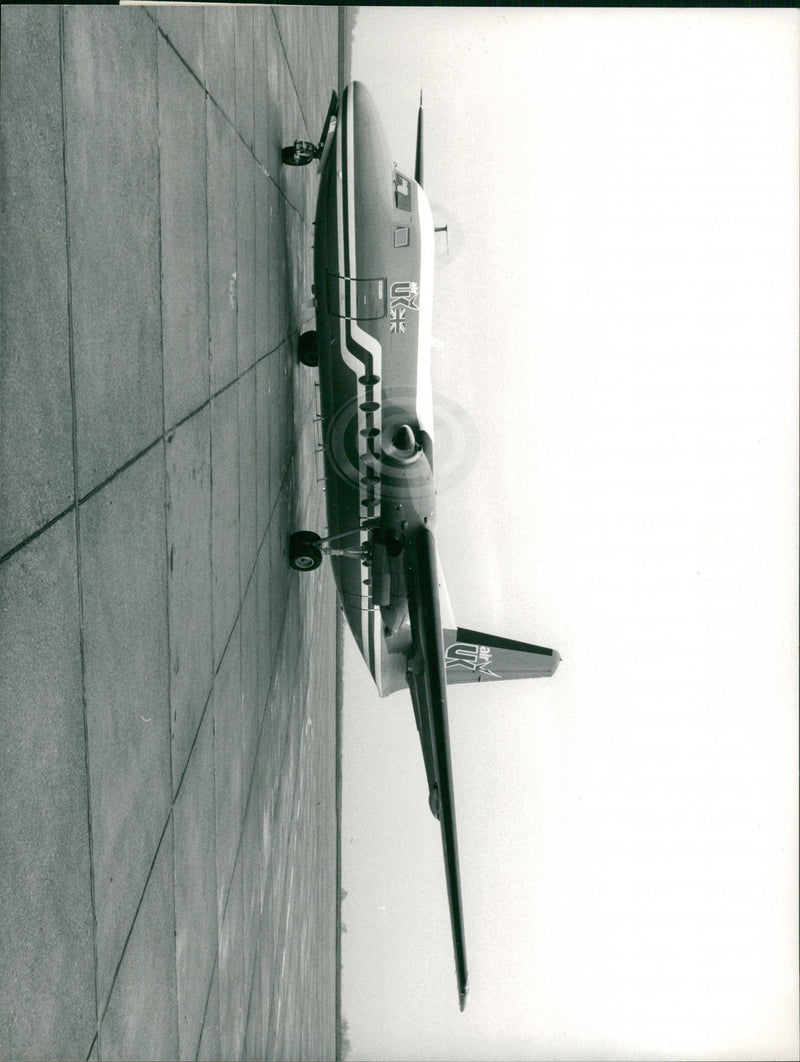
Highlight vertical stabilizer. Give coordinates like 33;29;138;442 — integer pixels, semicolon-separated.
415;90;424;187
443;628;560;684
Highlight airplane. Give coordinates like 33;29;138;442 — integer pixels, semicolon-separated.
282;81;560;1011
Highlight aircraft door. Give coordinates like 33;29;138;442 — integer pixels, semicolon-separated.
326;273;386;320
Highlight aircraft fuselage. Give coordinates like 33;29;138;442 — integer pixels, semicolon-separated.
314;82;437;696
292;81;560;1012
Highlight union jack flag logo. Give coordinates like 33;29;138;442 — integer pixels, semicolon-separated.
389;306;407;334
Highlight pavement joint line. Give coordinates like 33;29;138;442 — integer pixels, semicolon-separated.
216;540;298;922
204;7;233;130
96;807;175;1031
0;502;75;567
206;73;292;200
241;939;261;1058
245;558;300;826
154;37;185;1049
232;19;250;945
93;445;300;1047
0;277;290;568
270;6;310;143
76;435;163;509
265;758;296;1054
250;5;256;187
194;946;220;1062
58;5;101;1046
231;9;245;805
156;4;296;189
205;88;221;1055
155;14;204;93
197;450;297;925
155;33;183;1049
3;343;288;568
194;57;223;1037
171;665;214;810
158;7;307;224
248;14;263;831
201;77;219;1060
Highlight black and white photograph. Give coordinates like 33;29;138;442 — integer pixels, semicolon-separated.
1;5;797;1061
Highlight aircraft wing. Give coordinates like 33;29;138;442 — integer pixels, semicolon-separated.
405;526;469;1011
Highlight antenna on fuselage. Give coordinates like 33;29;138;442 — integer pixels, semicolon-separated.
415;90;424;188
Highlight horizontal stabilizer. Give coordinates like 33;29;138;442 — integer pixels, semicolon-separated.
443;628;560;684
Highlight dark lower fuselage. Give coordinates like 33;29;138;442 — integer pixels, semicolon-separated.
314;82;436;696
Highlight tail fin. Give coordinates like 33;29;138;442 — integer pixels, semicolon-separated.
443;628;560;684
415;90;424;187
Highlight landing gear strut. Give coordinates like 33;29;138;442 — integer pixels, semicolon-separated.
289;528;365;572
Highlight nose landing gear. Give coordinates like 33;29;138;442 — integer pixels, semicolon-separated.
282;91;339;167
281;140;319;167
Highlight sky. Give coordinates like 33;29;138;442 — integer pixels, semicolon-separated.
341;8;798;1061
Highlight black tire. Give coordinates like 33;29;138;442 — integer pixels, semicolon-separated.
293;530;321;548
289;531;322;571
298;331;319;367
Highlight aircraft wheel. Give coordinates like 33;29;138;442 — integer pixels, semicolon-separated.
289;531;322;571
282;140;316;166
298;330;319;367
292;530;321;548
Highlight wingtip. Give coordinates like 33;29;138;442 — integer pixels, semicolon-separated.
459;981;468;1011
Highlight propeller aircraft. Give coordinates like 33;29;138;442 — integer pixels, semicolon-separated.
282;81;560;1011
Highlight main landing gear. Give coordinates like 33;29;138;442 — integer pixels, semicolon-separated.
297;330;318;367
289;529;365;573
288;526;407;572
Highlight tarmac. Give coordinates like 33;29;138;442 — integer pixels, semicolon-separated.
1;6;351;1059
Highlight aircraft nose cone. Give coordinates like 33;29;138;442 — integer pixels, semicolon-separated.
551;650;562;673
